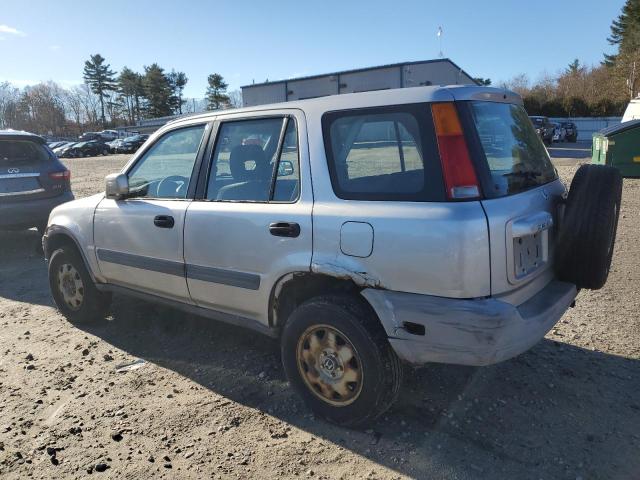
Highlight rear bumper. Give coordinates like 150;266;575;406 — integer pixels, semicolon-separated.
362;280;577;367
0;191;74;229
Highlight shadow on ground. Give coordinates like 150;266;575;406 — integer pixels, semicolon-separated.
73;295;640;479
0;230;51;306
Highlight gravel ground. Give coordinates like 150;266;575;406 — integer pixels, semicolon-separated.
0;154;638;479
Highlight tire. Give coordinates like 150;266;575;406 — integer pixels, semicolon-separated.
555;164;623;289
281;294;403;427
102;149;108;156
48;247;111;323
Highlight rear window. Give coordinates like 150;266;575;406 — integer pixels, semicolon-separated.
0;140;49;166
322;104;444;201
471;102;557;197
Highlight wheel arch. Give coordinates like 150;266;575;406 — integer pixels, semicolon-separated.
269;271;383;333
44;226;99;283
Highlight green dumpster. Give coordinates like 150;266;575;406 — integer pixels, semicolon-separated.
592;119;640;177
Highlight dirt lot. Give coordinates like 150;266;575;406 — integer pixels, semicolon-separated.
0;153;639;479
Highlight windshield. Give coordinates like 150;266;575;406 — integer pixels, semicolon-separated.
471;102;557;197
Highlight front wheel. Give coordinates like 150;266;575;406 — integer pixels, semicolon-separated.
281;294;402;427
48;247;111;323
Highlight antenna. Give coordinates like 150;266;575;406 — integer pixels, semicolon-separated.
437;26;443;58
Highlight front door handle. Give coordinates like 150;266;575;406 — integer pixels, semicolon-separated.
269;222;300;238
154;215;175;228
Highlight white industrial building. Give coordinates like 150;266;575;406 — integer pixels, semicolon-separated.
241;58;476;107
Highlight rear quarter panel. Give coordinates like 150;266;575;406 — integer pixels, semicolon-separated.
305;105;491;298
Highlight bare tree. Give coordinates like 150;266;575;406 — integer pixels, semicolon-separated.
0;81;20;129
227;89;243;109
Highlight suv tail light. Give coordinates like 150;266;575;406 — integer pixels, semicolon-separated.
431;103;480;200
49;170;71;181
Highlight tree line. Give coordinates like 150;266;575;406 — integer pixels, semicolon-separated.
0;54;241;136
498;0;640;118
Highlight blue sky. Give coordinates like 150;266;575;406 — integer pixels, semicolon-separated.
0;0;624;98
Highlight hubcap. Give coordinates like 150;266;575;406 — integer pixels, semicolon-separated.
57;263;84;311
296;324;363;406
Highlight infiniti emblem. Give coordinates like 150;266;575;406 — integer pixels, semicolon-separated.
8;168;19;174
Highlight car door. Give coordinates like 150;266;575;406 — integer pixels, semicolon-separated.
94;122;210;302
183;111;312;325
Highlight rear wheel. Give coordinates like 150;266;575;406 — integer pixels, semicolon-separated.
281;294;402;427
48;247;111;323
556;164;623;289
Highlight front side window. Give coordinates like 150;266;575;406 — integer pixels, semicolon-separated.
471;102;557;197
322;105;443;201
127;124;206;199
206;117;299;202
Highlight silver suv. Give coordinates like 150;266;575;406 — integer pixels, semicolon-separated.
43;86;622;426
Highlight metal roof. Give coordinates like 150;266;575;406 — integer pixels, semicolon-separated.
241;58;476;89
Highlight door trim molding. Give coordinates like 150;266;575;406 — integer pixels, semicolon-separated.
96;248;261;290
186;264;260;290
97;248;185;276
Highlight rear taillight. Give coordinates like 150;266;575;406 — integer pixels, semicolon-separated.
431;102;480;200
49;170;70;181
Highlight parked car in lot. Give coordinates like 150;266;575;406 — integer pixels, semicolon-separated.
98;130;119;141
561;121;578;142
43;86;622;426
529;116;554;145
106;138;124;153
552;122;565;143
114;134;149;153
47;141;68;150
0;130;73;234
58;140;110;158
52;142;77;157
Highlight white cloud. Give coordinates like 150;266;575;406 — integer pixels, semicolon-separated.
49;45;61;51
0;24;26;37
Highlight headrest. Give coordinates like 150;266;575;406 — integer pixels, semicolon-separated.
228;144;270;182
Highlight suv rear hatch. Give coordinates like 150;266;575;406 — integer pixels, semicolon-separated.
458;97;564;303
0;137;68;202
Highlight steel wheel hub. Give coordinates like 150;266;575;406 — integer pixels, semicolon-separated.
296;324;363;406
57;263;84;311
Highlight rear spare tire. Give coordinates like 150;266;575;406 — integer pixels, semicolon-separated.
555;164;622;289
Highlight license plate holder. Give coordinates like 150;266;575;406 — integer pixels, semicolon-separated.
513;232;544;279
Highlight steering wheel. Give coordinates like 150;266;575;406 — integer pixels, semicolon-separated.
157;175;189;198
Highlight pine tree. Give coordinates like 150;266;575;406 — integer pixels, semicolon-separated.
205;73;229;110
167;70;188;114
118;67;143;124
604;0;640;65
83;54;117;126
142;64;172;118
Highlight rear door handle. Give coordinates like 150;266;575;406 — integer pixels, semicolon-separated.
154;215;175;228
269;222;300;238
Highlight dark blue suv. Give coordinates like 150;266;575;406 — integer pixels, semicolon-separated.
0;130;73;234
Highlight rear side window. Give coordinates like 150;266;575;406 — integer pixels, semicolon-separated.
0;140;49;166
322;104;444;201
471;102;557;197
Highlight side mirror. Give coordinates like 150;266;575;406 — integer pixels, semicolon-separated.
105;173;129;199
278;160;295;177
